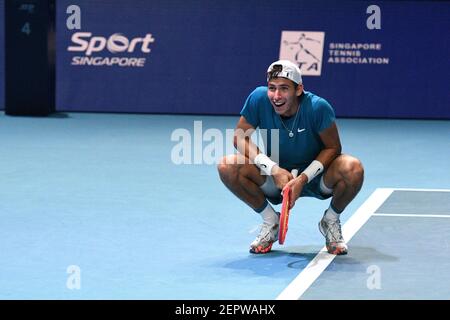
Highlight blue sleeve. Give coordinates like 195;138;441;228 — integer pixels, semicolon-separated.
240;87;264;128
314;98;336;132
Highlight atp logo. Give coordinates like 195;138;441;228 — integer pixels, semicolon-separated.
279;31;325;76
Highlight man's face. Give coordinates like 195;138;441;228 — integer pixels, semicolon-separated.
267;78;303;116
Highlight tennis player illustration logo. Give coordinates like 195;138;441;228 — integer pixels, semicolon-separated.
279;31;325;76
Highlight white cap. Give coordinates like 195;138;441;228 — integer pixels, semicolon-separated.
267;60;302;84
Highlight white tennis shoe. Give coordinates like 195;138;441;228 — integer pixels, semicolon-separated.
249;222;279;254
319;215;348;255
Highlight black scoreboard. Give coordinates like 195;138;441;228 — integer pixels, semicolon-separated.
5;0;55;116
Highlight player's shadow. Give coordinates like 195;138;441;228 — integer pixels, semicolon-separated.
223;245;397;277
222;246;321;278
333;246;398;263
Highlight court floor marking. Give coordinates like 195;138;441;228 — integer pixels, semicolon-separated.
276;188;394;300
276;187;450;300
386;188;450;192
373;187;450;218
373;213;450;218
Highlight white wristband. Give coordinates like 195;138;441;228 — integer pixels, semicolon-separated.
301;160;324;183
254;153;277;175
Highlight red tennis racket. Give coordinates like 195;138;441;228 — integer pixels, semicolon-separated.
278;186;291;245
278;169;298;245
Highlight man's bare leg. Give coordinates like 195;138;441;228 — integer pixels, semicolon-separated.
319;154;364;254
217;154;280;253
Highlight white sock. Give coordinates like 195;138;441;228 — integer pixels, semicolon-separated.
324;205;340;221
259;203;279;225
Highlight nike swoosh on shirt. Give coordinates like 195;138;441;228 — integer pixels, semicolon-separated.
297;128;306;133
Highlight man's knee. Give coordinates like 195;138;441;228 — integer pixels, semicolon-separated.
342;157;364;186
217;156;239;184
217;155;264;187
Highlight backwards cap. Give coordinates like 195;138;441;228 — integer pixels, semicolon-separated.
267;60;302;84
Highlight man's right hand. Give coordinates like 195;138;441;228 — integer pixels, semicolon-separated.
271;165;294;190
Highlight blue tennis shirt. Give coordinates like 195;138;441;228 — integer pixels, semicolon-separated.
240;86;336;171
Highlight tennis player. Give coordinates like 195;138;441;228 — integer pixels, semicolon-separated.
217;60;364;254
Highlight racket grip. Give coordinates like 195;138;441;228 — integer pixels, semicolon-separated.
291;169;298;178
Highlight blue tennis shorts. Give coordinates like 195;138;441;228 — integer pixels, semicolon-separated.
260;173;332;205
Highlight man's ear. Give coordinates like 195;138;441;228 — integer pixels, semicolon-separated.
296;84;304;96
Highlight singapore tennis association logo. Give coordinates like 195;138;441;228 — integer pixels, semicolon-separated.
279;31;325;76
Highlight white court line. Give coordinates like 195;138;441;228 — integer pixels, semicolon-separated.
276;188;394;300
373;213;450;218
386;188;450;192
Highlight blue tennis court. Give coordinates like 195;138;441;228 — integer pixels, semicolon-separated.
0;113;449;299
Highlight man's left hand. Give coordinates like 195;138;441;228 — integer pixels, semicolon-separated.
282;174;308;209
